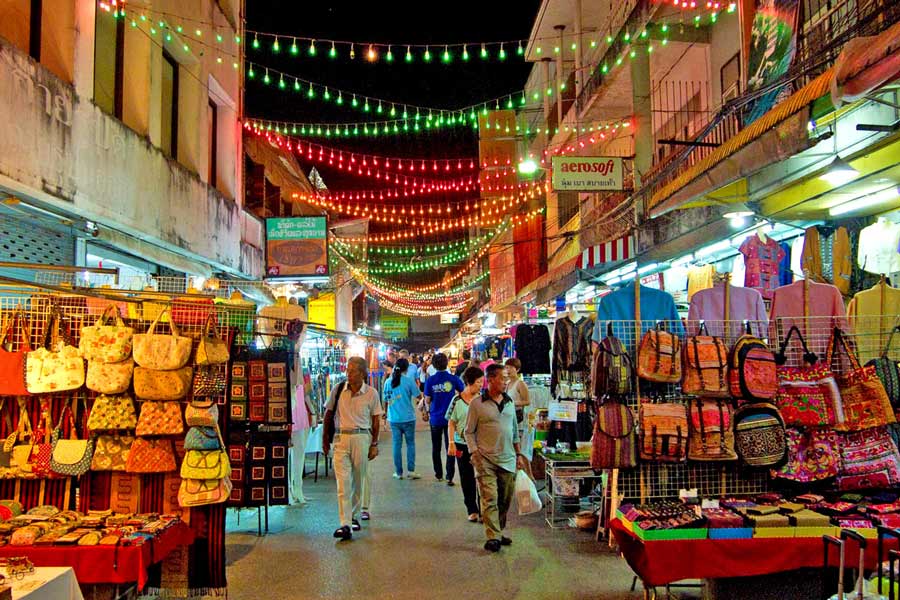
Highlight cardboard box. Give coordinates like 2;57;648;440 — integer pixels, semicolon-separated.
709;527;754;540
634;527;707;541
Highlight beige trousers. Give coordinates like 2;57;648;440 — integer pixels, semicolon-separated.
332;433;371;527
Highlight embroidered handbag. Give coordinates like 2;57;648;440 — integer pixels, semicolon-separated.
86;357;134;395
866;325;900;411
638;401;688;463
196;315;229;366
30;412;56;478
178;477;232;507
589;400;637;470
50;402;94;477
132;309;192;370
88;394;137;432
78;306;134;363
125;438;177;473
25;310;84;394
771;427;840;483
836;427;900;490
184;426;222;451
0;309;31;396
682;323;729;397
592;324;633;399
733;403;787;468
181;449;231;480
133;366;192;401
728;322;777;403
193;365;227;397
774;326;843;428
185;400;219;428
637;323;682;383
827;328;896;432
90;435;133;471
687;398;737;461
135;401;184;437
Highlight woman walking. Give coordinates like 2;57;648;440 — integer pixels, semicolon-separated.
446;366;484;522
382;358;421;480
504;358;530;437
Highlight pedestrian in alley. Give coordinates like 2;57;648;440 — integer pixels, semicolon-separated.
454;349;475;377
504;358;531;436
423;353;464;485
465;363;528;553
446;366;484;522
399;349;418;384
382;358;421;480
322;356;383;541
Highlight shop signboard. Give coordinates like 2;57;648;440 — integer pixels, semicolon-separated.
551;157;624;191
380;314;409;340
440;313;460;324
308;292;336;332
265;217;328;278
548;400;578;422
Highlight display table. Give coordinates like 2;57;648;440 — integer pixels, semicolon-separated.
0;523;193;591
11;567;82;600
610;518;894;588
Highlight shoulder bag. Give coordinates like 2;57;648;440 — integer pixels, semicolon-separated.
638;399;688;463
733;402;787;468
132;308;192;370
728;321;777;403
185;399;219;428
687;398;737;461
86;357;134;395
196;314;229;366
90;435;133;471
181;448;231;480
590;399;638;470
828;327;896;432
78;305;133;363
592;324;633;399
184;426;222;451
323;382;346;447
773;325;843;428
25;308;85;394
125;438;176;473
178;477;232;507
836;426;900;490
50;400;94;477
193;365;227;397
0;309;31;396
637;322;682;383
87;394;137;432
135;401;184;437
771;427;840;483
866;324;900;411
30;407;56;478
133;366;192;401
9;400;35;476
681;322;729;397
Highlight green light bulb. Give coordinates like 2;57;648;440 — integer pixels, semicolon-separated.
234;35;241;44
402;109;408;119
272;38;280;52
351;96;359;107
386;47;394;62
405;47;413;62
308;41;316;56
506;97;513;109
390;105;396;117
624;32;631;41
336;93;343;105
499;45;507;60
323;88;331;100
263;71;270;84
290;40;298;54
462;46;470;61
307;84;314;98
291;125;297;134
423;48;432;62
278;76;285;89
442;48;451;63
329;44;337;58
293;79;300;91
517;42;524;56
480;45;488;59
520;94;526;106
377;102;383;114
252;36;259;49
662;38;668;45
661;24;669;32
364;100;370;112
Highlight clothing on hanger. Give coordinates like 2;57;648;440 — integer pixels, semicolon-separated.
778;241;794;286
769;279;849;358
591;281;684;348
686;264;717;300
514;324;552;375
791;235;806;279
802;225;852;296
847;280;900;362
550;315;593;396
687;283;768;339
259;301;307;347
739;233;785;300
858;219;900;275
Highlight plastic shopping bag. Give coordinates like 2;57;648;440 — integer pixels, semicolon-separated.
515;469;542;516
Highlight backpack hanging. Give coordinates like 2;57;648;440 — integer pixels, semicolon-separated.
592;323;633;399
687;397;737;461
590;399;637;470
637;322;681;383
728;321;777;403
639;399;688;463
733;403;787;468
682;322;729;397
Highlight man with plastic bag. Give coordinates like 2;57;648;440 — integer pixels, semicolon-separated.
464;363;533;553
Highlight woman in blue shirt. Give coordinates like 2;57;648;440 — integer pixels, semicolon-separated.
382;359;422;480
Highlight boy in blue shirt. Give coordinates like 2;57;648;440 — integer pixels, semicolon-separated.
424;353;465;485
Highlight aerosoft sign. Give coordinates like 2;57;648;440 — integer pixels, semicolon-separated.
551;156;624;191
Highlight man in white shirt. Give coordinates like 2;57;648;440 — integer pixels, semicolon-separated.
323;356;383;541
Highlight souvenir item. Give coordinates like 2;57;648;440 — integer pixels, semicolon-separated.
638;401;688;463
728;322;777;402
590;400;637;470
0;309;31;396
133;367;192;401
171;296;215;326
178;477;232;507
78;306;133;363
181;449;231;480
733;403;787;468
771;427;840;483
125;438;177;473
837;427;900;491
193;366;227;397
866;325;900;410
195;315;229;366
687;398;737;461
90;435;133;471
135;402;184;437
774;326;843;427
87;395;137;432
50;403;93;477
682;323;729;397
828;328;895;432
185;400;219;428
592;324;632;398
637;324;681;383
25;309;84;394
184;426;222;451
85;358;133;395
132;309;192;370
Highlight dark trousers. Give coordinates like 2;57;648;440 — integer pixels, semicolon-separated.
430;424;456;481
456;443;480;515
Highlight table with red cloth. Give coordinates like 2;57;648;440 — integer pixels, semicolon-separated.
0;522;194;591
610;518;895;588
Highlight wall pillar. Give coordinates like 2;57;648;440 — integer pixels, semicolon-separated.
631;40;653;221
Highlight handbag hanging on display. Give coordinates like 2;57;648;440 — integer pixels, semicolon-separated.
185;399;219;428
125;438;177;473
181;448;231;480
196;314;230;366
178;477;232;507
733;403;788;468
728;322;778;403
9;400;35;476
771;427;841;483
0;308;31;396
687;397;737;461
135;401;184;437
50;399;94;477
87;394;137;432
836;426;900;490
90;435;134;471
827;327;896;432
681;322;729;397
132;308;192;371
184;426;222;451
133;366;193;401
85;357;134;395
866;325;900;411
773;325;844;428
25;308;85;394
589;399;638;470
78;305;134;363
638;399;688;463
29;408;56;479
193;365;227;397
637;322;682;383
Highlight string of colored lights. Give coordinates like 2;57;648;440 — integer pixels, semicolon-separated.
364;269;491;299
291;182;544;211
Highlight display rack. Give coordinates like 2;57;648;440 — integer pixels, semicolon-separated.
544;455;604;528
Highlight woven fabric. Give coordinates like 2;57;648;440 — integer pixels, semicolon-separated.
638;329;681;383
733;404;787;468
90;435;133;471
682;335;729;397
639;402;688;463
86;358;133;395
867;356;900;410
135;401;184;437
728;335;777;402
25;345;84;394
592;335;632;398
126;438;177;473
134;367;192;401
181;450;231;480
772;427;840;483
88;394;137;432
774;364;843;427
78;310;133;363
178;477;232;507
185;427;222;451
590;401;637;469
132;310;192;370
837;427;900;490
687;398;736;461
834;364;896;431
193;365;227;397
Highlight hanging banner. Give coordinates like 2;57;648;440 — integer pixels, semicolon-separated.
308;293;336;332
380;314;409;340
266;217;329;278
551;157;624;191
745;0;801;124
440;313;460;324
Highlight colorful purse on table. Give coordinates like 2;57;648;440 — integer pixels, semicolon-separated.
133;366;193;401
681;322;729;397
638;400;688;463
637;323;681;383
771;427;840;483
0;309;31;396
135;401;184;436
836;427;900;490
181;448;231;480
185;399;219;427
90;435;133;471
86;358;134;395
827;327;896;432
184;426;222;451
178;477;232;507
50;401;94;477
125;438;176;473
87;394;137;432
773;325;843;428
132;308;192;371
728;322;777;403
78;305;133;363
590;400;637;470
195;314;230;366
866;324;900;411
25;308;84;394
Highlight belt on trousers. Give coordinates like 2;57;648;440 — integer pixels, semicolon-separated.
337;428;371;434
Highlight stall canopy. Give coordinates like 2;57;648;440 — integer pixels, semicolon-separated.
578;234;634;270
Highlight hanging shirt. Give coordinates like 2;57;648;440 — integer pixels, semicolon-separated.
791;235;806;279
591;282;684;350
847;283;900;363
739;234;785;300
769;280;849;359
778;242;794;286
686;264;717;300
687;284;768;339
802;226;852;296
424;370;465;427
514;324;552;375
858;220;900;275
550;316;593;396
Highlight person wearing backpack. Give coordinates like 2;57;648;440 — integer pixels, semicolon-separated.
322;356;383;541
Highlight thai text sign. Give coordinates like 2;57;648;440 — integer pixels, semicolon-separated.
551;156;624;191
266;217;328;277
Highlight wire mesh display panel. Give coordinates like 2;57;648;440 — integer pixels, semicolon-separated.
600;314;900;503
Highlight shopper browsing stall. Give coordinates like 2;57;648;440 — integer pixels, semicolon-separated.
382;358;422;480
465;364;529;553
424;353;464;485
446;366;484;522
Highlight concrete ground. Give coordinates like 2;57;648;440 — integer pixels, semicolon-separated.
225;427;654;600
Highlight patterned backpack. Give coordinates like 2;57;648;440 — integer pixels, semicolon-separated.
733;403;787;468
590;399;638;470
637;323;681;383
687;398;737;461
728;322;777;403
592;324;633;399
639;400;688;463
682;323;729;397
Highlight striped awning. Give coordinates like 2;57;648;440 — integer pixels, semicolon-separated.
577;234;634;269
